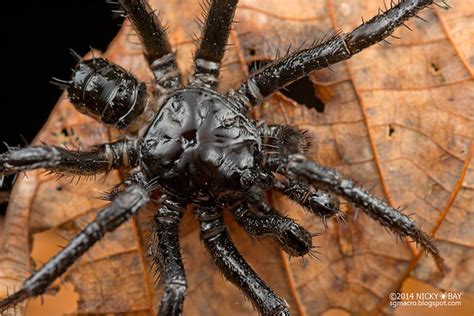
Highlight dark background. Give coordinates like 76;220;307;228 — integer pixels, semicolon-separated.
0;1;121;211
0;0;121;147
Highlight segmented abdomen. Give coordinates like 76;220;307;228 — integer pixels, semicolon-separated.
68;58;148;129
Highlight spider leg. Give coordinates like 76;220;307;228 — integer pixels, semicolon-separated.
0;139;138;177
195;205;289;315
0;184;151;312
119;0;181;93
232;0;438;108
259;122;443;268
260;124;309;171
231;201;312;257
191;0;239;89
286;154;444;269
260;124;342;220
273;179;341;223
151;198;187;316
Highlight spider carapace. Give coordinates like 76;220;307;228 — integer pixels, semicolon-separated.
0;0;447;315
140;87;262;197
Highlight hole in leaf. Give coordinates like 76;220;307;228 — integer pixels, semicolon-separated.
388;124;395;137
430;62;440;72
28;229;79;314
281;77;325;113
61;128;70;137
246;60;325;113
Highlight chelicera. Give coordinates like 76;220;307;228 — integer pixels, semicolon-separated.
0;0;447;315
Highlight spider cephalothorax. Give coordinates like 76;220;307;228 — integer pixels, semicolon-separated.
140;87;262;197
0;0;447;315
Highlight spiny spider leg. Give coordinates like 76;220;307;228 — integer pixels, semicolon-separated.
191;0;239;88
286;154;444;271
273;179;342;222
152;198;187;316
0;184;151;312
233;0;440;108
230;202;312;257
260;124;341;220
195;205;289;316
260;122;443;269
119;0;181;93
0;140;138;177
259;124;309;169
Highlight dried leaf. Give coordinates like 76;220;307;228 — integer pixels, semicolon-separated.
0;0;472;315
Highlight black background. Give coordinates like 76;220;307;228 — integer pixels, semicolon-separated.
0;0;121;147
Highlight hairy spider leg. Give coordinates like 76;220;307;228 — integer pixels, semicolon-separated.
260;124;342;221
0;184;151;312
195;205;290;315
286;154;444;271
151;199;187;316
259;122;443;270
191;0;239;88
0;140;138;177
119;0;181;93
230;202;313;257
273;179;342;222
233;0;439;108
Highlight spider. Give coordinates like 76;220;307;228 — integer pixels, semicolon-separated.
0;0;447;315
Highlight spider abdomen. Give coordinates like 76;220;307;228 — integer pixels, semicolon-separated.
68;58;148;129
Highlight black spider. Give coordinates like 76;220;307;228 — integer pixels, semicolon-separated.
0;0;447;315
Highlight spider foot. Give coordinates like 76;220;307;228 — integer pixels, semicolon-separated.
158;280;187;316
152;199;187;315
231;202;313;257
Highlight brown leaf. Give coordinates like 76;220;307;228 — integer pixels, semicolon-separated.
1;0;473;315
